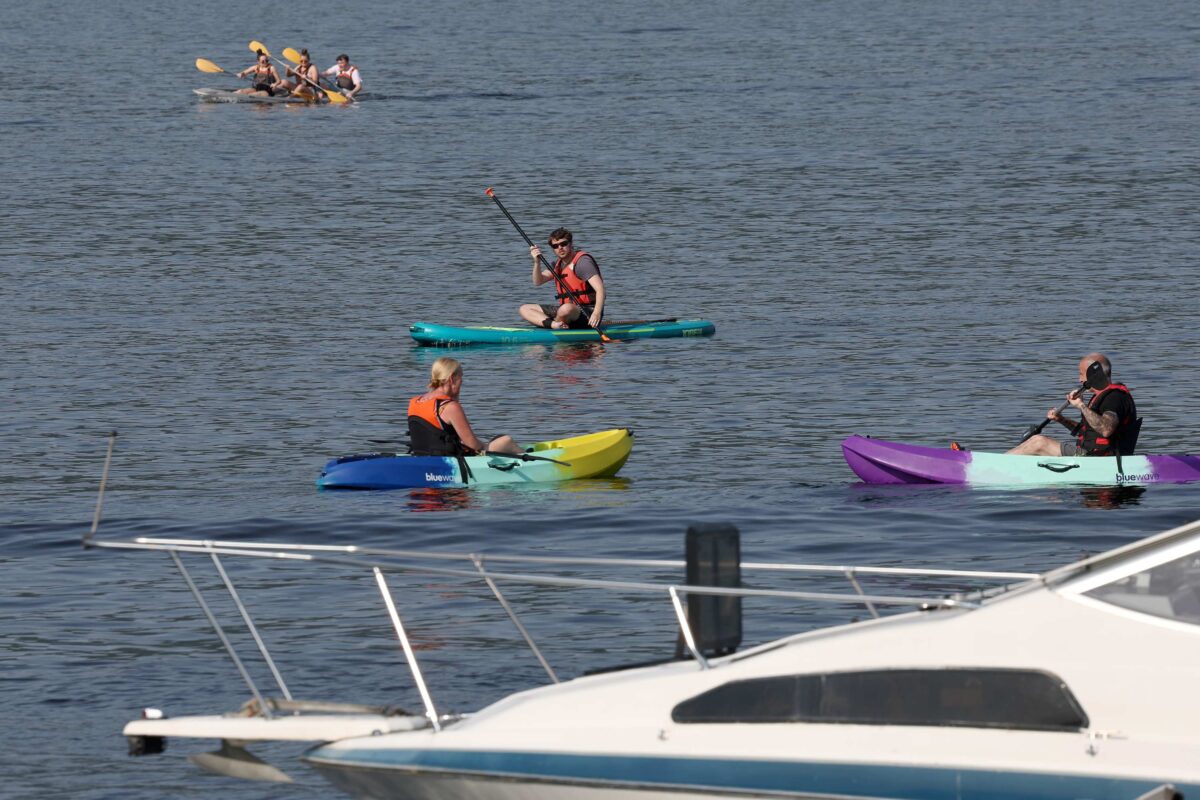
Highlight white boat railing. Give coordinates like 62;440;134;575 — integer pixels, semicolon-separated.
86;534;1037;733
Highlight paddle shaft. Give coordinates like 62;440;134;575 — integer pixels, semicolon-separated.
366;439;567;465
485;188;609;335
1020;381;1087;443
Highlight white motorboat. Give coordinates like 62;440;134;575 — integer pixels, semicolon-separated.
91;520;1200;799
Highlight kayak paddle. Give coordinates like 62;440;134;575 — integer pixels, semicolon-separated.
249;41;348;105
484;187;614;342
195;58;248;80
365;439;568;465
1018;361;1106;443
482;450;571;466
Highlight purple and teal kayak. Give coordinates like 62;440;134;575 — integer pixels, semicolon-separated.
842;435;1200;486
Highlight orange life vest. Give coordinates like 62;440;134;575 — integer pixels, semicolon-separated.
1077;383;1135;455
407;392;464;456
552;250;599;307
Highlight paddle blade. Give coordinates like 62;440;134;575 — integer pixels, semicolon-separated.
249;40;270;57
195;58;226;74
325;89;349;104
485;187;495;197
282;46;302;64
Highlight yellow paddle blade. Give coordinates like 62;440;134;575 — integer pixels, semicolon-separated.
195;58;226;74
249;40;270;57
325;88;349;104
282;46;302;64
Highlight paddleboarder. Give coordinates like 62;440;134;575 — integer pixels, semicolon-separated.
519;228;606;330
408;358;523;457
1007;353;1138;457
236;50;281;96
322;54;363;99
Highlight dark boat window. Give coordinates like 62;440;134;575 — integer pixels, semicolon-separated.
1085;550;1200;626
672;669;1088;731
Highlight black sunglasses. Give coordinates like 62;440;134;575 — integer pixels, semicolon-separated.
549;240;571;248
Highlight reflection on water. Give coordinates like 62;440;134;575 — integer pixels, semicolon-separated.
547;342;606;367
559;476;632;494
407;487;475;512
847;482;1149;511
1078;486;1147;509
410;341;607;367
404;477;631;512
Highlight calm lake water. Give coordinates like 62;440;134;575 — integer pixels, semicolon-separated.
3;0;1199;796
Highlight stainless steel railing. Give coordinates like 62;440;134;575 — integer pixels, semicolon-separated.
87;534;1036;733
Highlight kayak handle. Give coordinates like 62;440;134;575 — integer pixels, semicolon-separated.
1037;462;1081;473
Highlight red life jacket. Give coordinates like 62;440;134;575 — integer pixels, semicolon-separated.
407;392;465;456
552;250;599;307
1077;383;1135;455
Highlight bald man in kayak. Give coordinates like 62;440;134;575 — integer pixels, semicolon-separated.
1007;352;1137;456
519;228;606;330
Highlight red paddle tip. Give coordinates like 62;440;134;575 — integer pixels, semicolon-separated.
484;187;494;196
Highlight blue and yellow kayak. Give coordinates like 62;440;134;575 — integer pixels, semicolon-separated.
409;319;715;346
318;428;633;490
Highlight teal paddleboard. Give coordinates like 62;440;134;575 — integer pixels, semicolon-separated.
410;319;716;346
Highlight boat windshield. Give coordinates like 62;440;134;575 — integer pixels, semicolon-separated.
1085;548;1200;626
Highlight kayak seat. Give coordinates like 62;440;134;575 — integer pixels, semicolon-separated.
1118;418;1143;456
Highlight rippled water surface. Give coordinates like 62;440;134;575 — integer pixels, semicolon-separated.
4;0;1200;796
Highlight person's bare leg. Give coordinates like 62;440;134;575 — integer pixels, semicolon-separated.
485;435;522;455
552;303;581;329
1006;435;1065;456
519;303;552;327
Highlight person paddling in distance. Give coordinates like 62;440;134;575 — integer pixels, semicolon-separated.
236;50;281;96
279;48;320;97
1006;352;1138;456
408;357;523;458
322;54;363;99
519;228;606;330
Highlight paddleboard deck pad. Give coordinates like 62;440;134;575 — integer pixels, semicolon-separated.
410;319;715;346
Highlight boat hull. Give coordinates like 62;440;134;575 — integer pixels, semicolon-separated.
317;428;633;489
307;746;1200;800
193;87;314;104
842;435;1200;486
409;320;715;346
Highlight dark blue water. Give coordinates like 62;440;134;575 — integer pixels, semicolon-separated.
4;0;1200;795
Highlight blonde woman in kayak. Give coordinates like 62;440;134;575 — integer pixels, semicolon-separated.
236;50;281;96
408;358;523;457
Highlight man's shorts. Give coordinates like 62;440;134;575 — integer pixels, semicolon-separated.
538;304;594;329
1058;441;1086;456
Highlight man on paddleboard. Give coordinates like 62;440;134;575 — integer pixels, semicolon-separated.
1007;352;1138;457
519;228;606;330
